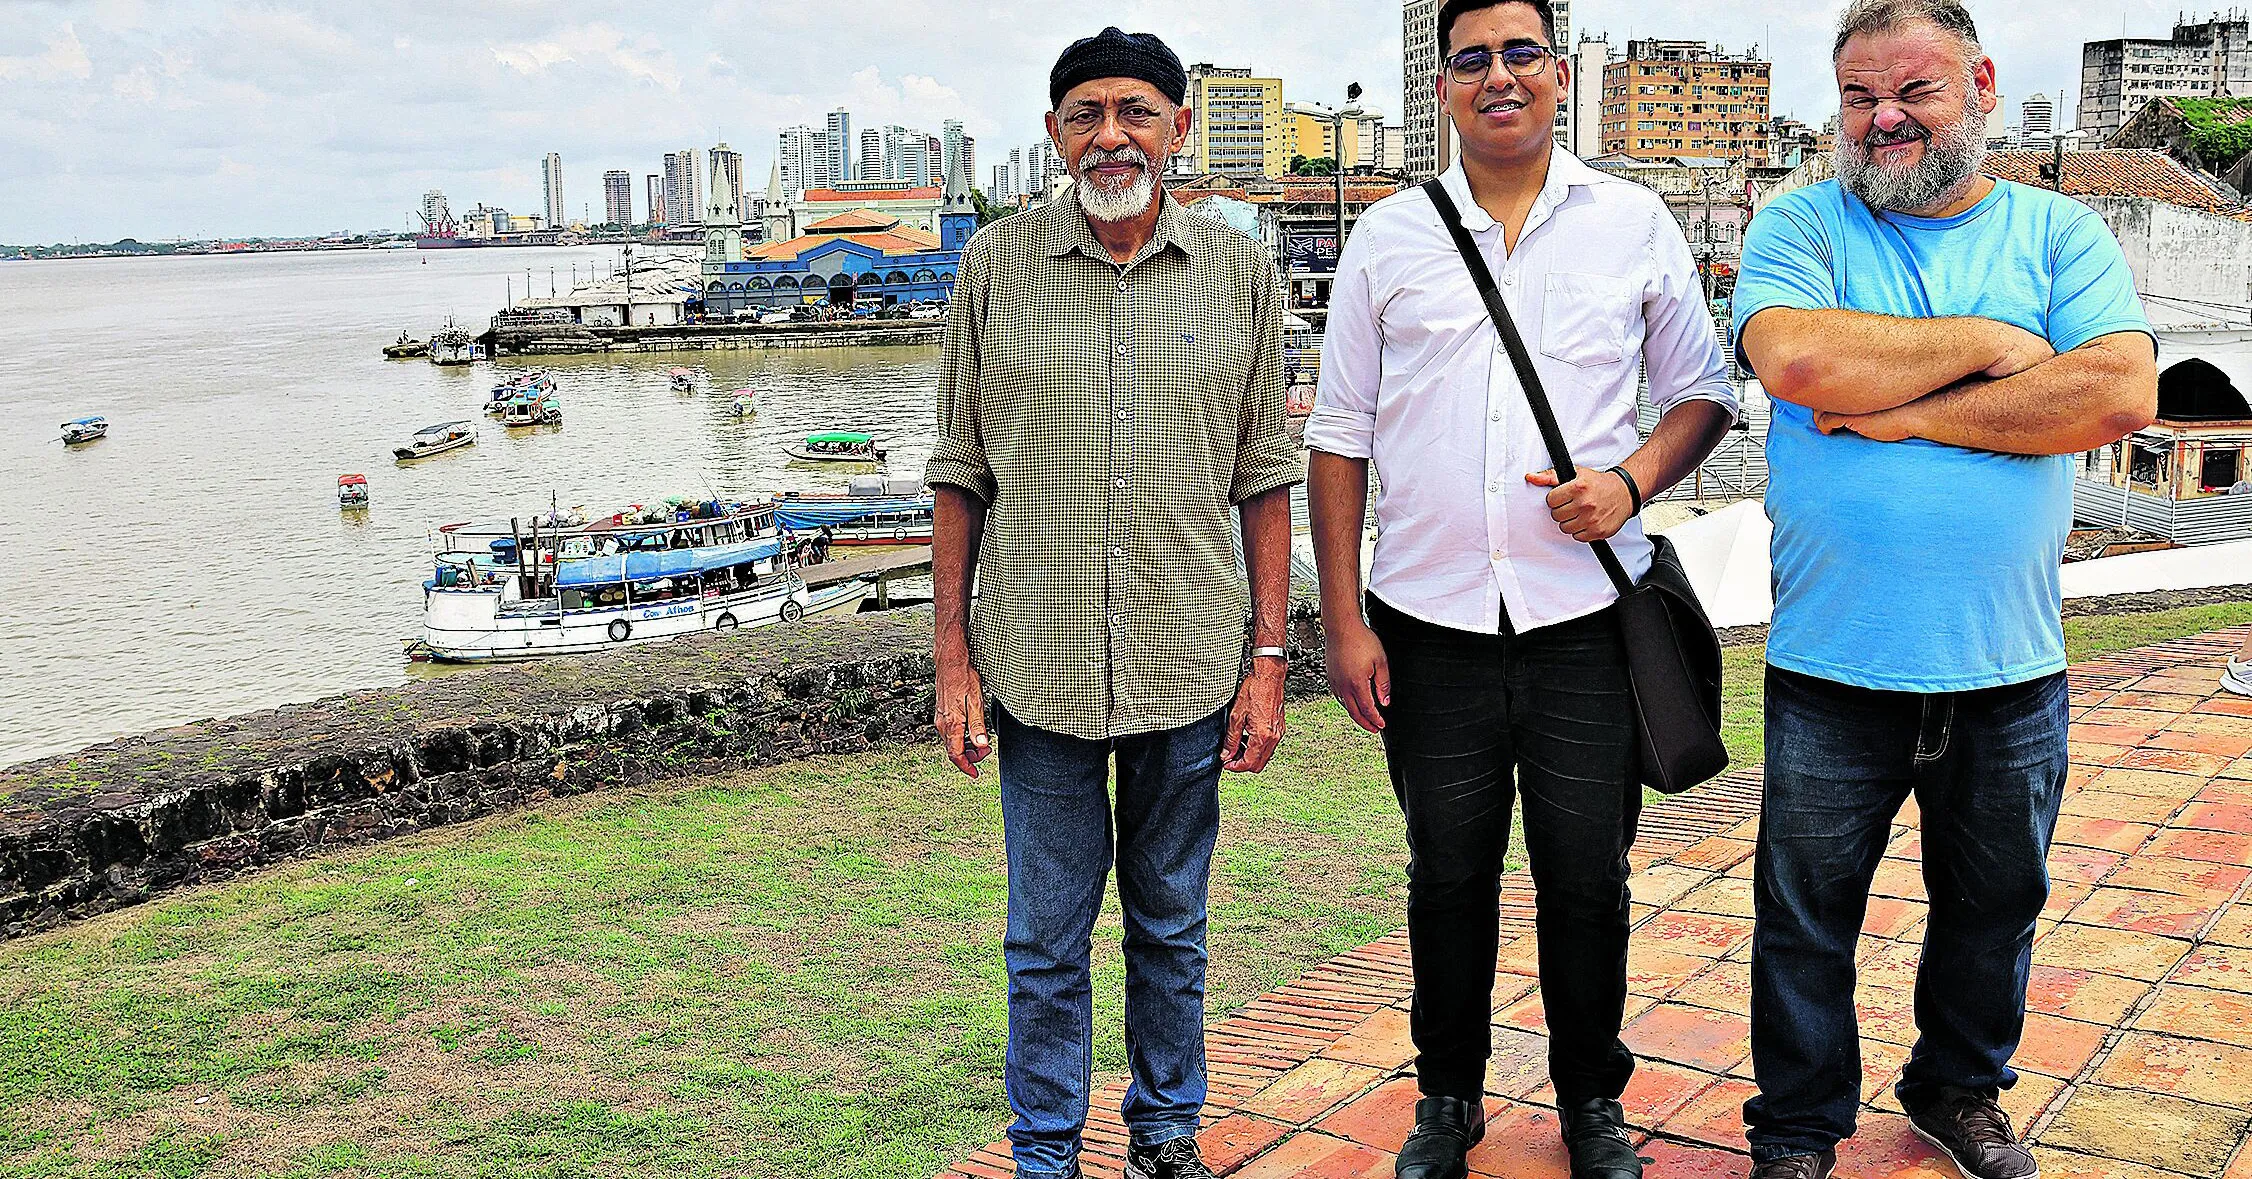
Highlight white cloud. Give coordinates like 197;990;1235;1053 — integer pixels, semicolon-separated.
0;23;93;83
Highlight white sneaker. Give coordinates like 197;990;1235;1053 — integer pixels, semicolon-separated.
2225;656;2252;697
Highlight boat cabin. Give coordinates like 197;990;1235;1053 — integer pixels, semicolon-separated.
2074;356;2252;543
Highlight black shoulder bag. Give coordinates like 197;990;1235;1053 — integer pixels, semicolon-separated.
1421;178;1728;794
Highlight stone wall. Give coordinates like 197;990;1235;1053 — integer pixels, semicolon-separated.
0;603;1332;940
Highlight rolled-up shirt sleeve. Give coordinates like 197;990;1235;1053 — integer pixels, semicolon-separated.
1232;253;1303;504
1642;212;1740;424
927;236;997;502
1304;218;1381;459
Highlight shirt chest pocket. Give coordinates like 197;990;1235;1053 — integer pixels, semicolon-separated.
1540;272;1637;368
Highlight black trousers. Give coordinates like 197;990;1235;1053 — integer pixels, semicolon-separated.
1369;593;1642;1105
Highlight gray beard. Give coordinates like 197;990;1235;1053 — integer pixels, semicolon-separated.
1075;164;1157;224
1838;103;1989;215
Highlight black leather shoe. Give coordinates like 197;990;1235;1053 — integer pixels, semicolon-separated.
1750;1149;1836;1178
1396;1095;1485;1179
1124;1135;1217;1179
1560;1097;1644;1178
1905;1086;2038;1179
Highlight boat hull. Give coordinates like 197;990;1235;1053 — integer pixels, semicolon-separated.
395;436;476;462
62;429;106;445
785;446;887;464
420;576;872;662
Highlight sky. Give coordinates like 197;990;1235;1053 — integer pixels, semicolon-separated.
0;0;2194;243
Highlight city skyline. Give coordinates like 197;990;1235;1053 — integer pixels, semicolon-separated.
0;0;2186;242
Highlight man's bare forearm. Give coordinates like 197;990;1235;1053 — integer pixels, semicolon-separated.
1306;452;1370;627
932;486;987;657
1838;333;2158;456
1622;400;1736;500
1239;487;1292;649
1743;307;2038;415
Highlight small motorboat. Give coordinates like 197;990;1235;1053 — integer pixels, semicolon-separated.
667;367;696;392
786;432;888;464
395;421;477;461
730;388;756;416
429;320;476;366
500;388;563;427
382;331;428;360
60;416;107;445
338;473;371;508
486;371;555;414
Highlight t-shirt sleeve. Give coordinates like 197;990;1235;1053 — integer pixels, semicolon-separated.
2046;208;2152;354
1731;195;1837;369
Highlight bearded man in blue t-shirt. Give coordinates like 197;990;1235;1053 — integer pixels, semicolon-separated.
1731;3;2157;1178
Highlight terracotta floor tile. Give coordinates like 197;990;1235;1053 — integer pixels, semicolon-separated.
2147;827;2252;868
1197;1114;1293;1173
1863;895;1928;940
1618;1058;1722;1130
1622;1002;1752;1073
1240;1057;1388;1126
1633;863;1718;909
1675;876;1756;920
2093;1030;2252;1109
1671;959;1753;1017
1653;1074;1759;1149
2050;814;2159;855
2068;885;2223;940
1831;1111;1954;1176
2058;788;2183;825
2025;965;2152;1026
1997;1069;2069;1127
2042;880;2092;921
2033;923;2194;982
1322;1007;1415;1070
1481;1026;1552;1102
1860;1037;1912;1105
2150;728;2252;760
1631;1139;1749;1177
1869;857;1929;901
2085;766;2212;800
1462;1100;1574;1177
1672;836;1756;873
2100;855;2249;898
1494;932;1543;979
2115;746;2236;777
1856;983;1920;1047
2040;1084;2252;1176
1314;1078;1478;1153
2174;943;2252;994
1495;992;1549;1036
1627;942;1717;998
2044;843;2127;887
1637;910;1756;959
1228;1131;1392;1179
2028;1146;2195;1179
2013;1011;2110;1079
2068;740;2134;768
2212;902;2252;951
2137;982;2252;1050
2184;800;2252;834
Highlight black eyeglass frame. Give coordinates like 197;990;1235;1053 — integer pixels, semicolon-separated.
1444;45;1556;84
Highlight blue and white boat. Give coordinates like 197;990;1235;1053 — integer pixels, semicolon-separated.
60;416;107;445
420;534;871;661
772;492;934;547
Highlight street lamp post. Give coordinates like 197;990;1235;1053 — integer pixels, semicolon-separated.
1330;82;1365;295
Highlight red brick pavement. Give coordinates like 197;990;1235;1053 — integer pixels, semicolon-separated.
942;629;2252;1178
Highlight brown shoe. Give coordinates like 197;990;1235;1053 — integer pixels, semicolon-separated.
1750;1150;1835;1179
1906;1087;2037;1178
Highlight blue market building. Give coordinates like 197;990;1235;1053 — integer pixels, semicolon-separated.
699;149;977;317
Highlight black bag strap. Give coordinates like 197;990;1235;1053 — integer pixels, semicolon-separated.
1420;177;1635;597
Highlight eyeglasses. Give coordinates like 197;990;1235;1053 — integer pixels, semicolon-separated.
1840;80;1952;112
1445;45;1554;84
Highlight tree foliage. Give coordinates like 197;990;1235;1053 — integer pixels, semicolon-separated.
2174;98;2252;171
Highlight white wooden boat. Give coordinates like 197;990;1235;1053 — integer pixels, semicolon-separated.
429;320;477;366
394;421;477;461
338;473;370;508
60;416;107;445
786;432;888;463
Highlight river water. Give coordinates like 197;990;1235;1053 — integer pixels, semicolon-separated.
0;246;945;767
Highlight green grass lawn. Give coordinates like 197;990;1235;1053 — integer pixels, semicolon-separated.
2;604;2243;1179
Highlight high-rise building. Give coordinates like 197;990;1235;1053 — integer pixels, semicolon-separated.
709;143;743;220
960;135;977;190
1571;34;1612;156
646;174;663;226
541;153;565;229
1600;40;1773;162
419;189;455;235
810;131;836;188
1187;64;1287;177
859;128;884;182
1402;0;1448;179
942;120;965;184
1378;124;1406;171
2079;17;2252;145
1550;0;1572;145
1009;147;1025;196
827;107;854;182
664;149;702;225
603;169;633;227
2022;93;2055;142
778;125;816;195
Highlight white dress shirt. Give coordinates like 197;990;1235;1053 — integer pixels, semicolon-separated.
1306;150;1739;635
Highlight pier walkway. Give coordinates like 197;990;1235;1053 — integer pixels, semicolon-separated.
801;546;931;608
943;629;2252;1179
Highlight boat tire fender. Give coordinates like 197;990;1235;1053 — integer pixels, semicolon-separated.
780;599;805;624
608;619;632;643
714;612;739;631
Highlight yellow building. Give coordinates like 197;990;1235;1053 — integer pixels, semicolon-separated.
1271;104;1371;171
1189;67;1287;178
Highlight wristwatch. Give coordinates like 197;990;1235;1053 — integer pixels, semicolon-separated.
1251;646;1289;661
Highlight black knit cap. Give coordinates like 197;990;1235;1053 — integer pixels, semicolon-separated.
1049;27;1188;109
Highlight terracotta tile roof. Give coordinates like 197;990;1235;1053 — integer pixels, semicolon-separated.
1982;149;2248;218
801;185;941;202
805;210;902;233
745;229;949;263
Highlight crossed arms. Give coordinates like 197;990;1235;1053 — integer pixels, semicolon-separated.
1740;308;2156;455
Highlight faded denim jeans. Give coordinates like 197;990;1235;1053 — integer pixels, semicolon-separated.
996;704;1226;1179
1747;666;2068;1161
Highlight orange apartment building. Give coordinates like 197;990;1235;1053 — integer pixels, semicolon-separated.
1601;39;1772;164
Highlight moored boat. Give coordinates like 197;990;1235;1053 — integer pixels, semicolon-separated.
786;432;888;464
394;421;477;461
382;331;428;359
338;473;370;508
500;388;562;427
667;367;696;392
731;388;756;416
429;320;477;366
774;476;933;546
60;416;108;445
485;371;555;414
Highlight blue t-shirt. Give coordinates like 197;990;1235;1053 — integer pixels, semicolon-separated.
1733;179;2151;693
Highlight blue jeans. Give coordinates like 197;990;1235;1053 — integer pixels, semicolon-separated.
997;705;1227;1179
1746;666;2068;1162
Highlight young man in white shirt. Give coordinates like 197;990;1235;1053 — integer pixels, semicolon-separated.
1305;2;1737;1176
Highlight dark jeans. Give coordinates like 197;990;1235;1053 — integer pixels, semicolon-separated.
996;704;1228;1179
1746;666;2068;1162
1368;593;1642;1106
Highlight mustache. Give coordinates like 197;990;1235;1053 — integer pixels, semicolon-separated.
1859;120;1931;148
1077;145;1151;174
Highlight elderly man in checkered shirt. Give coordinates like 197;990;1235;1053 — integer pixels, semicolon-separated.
925;27;1301;1179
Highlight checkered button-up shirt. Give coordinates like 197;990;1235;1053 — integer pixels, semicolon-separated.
929;190;1300;741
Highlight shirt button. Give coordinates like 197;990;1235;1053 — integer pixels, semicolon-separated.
1503;272;1516;285
1488;482;1499;493
1111;546;1124;557
1490;411;1502;421
1118;280;1128;292
1114;343;1127;357
1491;549;1504;560
1113;477;1126;489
